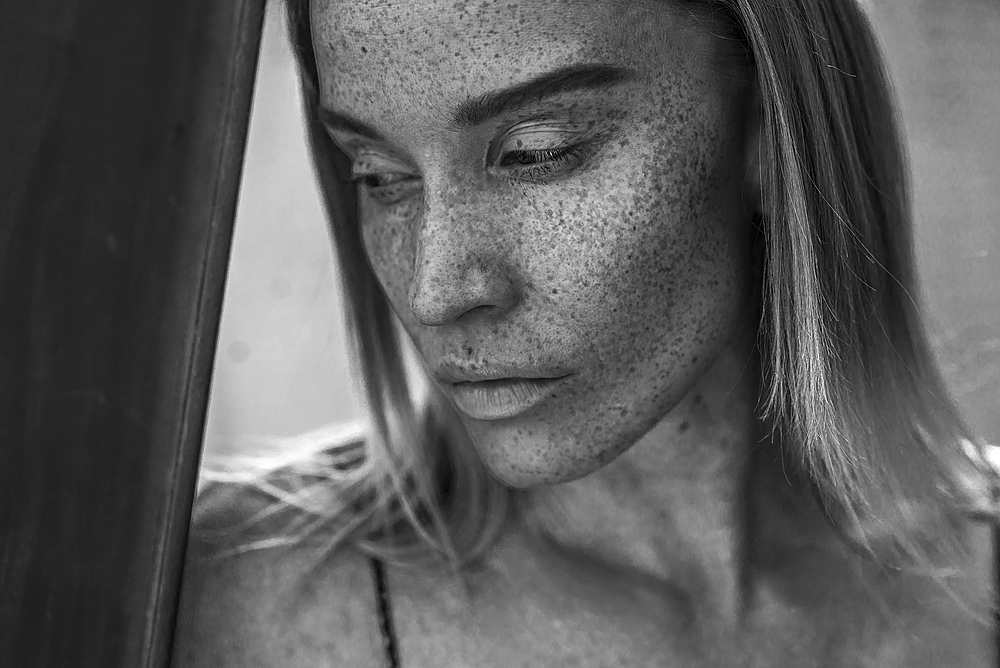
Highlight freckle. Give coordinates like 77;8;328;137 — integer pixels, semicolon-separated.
679;421;690;434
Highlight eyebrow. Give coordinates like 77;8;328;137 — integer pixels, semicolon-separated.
451;63;635;127
317;63;635;142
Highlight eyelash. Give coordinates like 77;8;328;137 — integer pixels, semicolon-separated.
498;145;585;183
345;173;412;189
499;145;581;167
345;143;588;205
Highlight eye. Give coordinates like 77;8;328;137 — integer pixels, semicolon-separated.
499;146;580;167
348;172;411;188
497;144;586;183
347;171;421;206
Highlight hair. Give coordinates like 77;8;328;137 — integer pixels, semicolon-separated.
197;0;997;584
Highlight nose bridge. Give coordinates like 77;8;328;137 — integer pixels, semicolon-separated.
408;177;518;326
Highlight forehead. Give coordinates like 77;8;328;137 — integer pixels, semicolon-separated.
310;0;710;127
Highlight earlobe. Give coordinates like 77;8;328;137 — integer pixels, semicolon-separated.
742;86;763;218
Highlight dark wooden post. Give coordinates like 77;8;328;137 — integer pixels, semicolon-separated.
0;1;265;666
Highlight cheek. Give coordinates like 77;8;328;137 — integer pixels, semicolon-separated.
624;129;748;332
525;112;751;364
359;195;420;308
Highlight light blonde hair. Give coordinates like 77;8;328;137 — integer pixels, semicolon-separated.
197;0;996;581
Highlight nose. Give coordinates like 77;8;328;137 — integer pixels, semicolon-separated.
407;190;519;327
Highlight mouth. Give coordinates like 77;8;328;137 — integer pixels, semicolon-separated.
445;375;570;421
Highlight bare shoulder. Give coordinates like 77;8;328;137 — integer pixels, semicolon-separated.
931;520;997;666
170;481;389;668
877;520;997;668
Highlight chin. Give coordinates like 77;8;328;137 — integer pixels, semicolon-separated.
462;419;636;489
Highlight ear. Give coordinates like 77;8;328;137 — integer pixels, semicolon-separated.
741;84;763;219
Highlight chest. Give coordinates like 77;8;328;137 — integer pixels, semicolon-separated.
378;555;993;668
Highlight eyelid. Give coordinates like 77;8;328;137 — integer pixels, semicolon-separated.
324;127;418;169
351;150;420;179
488;121;601;164
323;128;365;159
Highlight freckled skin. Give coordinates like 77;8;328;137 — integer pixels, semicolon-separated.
314;0;756;486
253;1;996;666
157;2;995;666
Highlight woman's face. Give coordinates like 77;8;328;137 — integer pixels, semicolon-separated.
312;0;760;486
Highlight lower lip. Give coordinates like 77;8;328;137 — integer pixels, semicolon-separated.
447;376;569;421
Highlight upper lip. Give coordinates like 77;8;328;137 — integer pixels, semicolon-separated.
434;362;569;384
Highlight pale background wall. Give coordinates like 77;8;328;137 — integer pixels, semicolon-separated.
201;0;999;464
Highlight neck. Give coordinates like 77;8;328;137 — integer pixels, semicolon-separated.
517;327;776;623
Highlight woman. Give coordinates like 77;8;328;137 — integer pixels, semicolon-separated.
174;0;999;665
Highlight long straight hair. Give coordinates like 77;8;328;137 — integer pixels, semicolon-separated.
197;0;994;576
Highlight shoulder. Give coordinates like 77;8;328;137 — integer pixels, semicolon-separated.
751;472;997;667
171;478;390;668
860;518;997;668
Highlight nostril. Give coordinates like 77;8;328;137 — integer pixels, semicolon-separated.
408;257;519;327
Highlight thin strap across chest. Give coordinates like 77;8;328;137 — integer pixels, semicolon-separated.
371;558;401;668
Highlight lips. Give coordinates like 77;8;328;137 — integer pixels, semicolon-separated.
444;375;570;421
434;361;567;384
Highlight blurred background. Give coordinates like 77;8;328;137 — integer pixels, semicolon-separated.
200;0;999;466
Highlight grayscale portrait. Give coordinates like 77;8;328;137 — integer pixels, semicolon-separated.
4;0;995;666
164;1;1000;665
